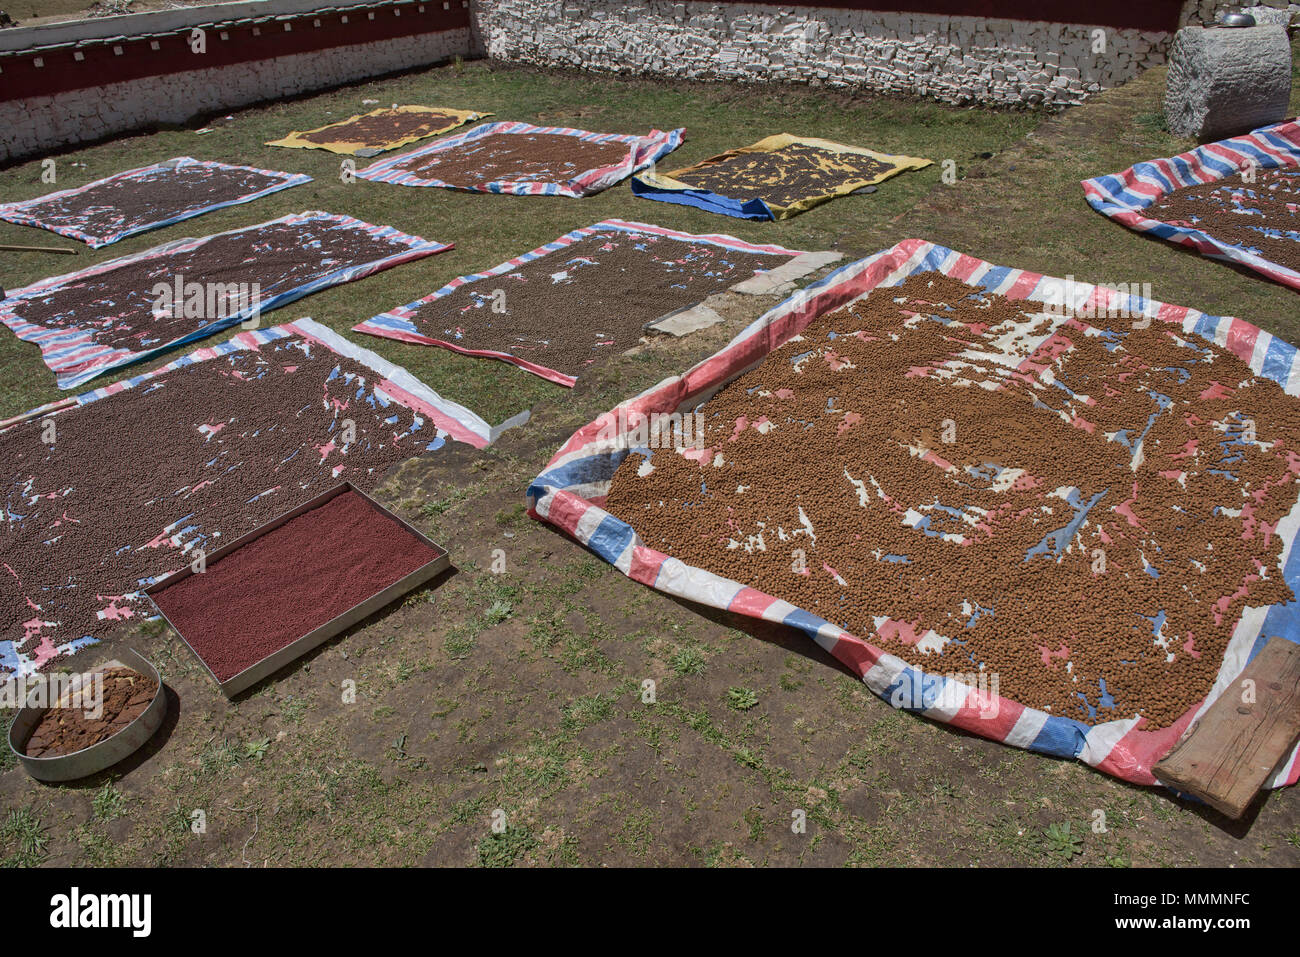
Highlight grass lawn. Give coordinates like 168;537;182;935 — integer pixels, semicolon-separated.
1;54;1299;868
0;60;1035;423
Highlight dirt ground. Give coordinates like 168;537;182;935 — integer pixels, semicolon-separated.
2;57;1299;868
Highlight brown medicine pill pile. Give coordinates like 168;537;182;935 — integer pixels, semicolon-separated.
4;162;298;244
393;130;630;185
672;141;896;209
296;109;462;147
1145;166;1300;273
7;216;417;354
22;666;159;757
399;225;794;380
605;271;1300;728
0;335;439;674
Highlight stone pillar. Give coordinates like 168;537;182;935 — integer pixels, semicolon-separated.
1164;24;1292;139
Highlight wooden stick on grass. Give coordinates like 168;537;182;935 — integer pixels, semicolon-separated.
0;243;78;255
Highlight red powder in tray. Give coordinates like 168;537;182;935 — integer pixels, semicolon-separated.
151;490;441;682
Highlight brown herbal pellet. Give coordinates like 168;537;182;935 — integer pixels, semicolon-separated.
605;271;1300;729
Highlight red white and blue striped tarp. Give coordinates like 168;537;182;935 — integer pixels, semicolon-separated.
0;317;513;677
526;237;1300;789
354;219;805;386
0;210;450;391
0;157;311;248
0;318;518;449
1082;118;1300;291
355;121;686;196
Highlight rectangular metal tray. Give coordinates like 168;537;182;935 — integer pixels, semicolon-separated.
144;481;449;698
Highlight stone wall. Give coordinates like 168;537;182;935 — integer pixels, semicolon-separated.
470;1;1176;107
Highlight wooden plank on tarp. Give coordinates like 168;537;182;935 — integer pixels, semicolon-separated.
1154;637;1300;818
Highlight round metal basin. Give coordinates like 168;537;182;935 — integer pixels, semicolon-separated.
7;648;167;783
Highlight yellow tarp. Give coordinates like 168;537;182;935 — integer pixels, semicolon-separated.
636;134;932;220
267;106;491;157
